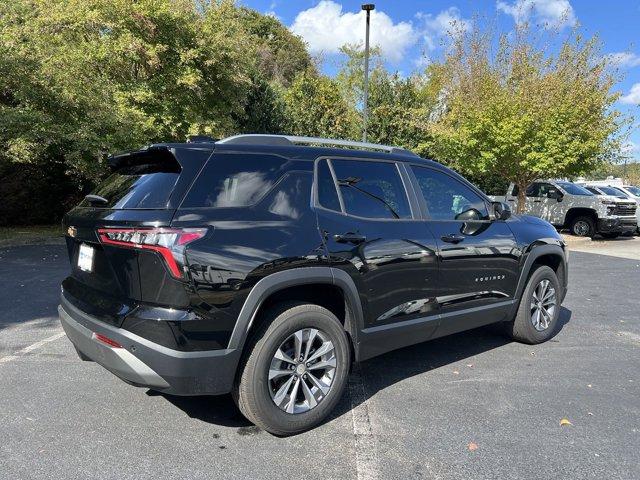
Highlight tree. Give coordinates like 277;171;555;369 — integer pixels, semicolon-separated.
0;0;307;225
283;70;358;139
426;22;629;211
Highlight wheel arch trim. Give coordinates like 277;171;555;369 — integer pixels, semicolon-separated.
227;267;364;352
511;243;567;317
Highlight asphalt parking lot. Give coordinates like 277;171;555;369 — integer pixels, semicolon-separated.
1;240;639;480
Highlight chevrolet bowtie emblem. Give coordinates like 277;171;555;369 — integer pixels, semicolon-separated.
67;226;77;238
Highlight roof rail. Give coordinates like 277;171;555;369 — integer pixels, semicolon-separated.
217;134;418;156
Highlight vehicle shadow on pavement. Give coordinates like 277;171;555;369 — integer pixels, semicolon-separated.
154;307;571;432
150;391;254;428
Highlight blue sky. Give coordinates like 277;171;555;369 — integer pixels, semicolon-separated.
239;0;640;161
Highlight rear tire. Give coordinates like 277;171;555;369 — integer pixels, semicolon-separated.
569;216;595;237
234;302;351;436
506;266;561;344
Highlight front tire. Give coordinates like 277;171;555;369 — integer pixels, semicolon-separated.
569;216;595;237
506;266;561;344
234;303;351;436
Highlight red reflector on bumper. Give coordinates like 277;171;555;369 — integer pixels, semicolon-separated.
92;333;123;349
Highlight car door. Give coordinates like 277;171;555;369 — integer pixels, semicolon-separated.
536;183;564;224
408;164;520;336
524;182;545;217
314;157;440;357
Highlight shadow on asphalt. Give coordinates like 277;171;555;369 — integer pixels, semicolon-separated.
155;307;572;433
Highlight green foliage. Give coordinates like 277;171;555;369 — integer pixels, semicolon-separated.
283;70;358;139
0;2;633;224
0;0;313;224
425;22;630;210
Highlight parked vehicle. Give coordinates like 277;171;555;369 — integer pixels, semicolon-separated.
59;135;568;435
498;180;637;237
583;184;639;236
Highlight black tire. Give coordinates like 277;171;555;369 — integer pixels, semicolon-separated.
234;302;351;436
601;232;620;239
569;215;595;237
506;266;561;344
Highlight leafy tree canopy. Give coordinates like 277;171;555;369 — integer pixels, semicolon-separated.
425;21;630;211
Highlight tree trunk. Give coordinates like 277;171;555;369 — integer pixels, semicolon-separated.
516;182;527;214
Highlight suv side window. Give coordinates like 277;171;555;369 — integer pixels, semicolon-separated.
411;166;489;221
329;159;412;219
181;153;292;208
316;159;341;212
538;183;560;198
525;183;540;197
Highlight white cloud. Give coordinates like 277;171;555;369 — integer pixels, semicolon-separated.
497;0;576;28
620;83;640;105
290;1;416;63
605;52;640;68
417;7;470;51
622;141;638;155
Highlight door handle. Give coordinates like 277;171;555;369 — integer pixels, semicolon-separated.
441;234;465;244
334;232;366;245
533;200;541;203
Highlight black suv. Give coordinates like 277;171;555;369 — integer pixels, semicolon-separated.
59;135;568;435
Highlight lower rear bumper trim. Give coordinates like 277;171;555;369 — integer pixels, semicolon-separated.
58;296;241;395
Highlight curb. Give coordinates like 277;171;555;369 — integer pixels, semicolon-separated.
0;237;66;248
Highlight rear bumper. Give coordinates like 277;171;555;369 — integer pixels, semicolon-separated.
58;296;240;395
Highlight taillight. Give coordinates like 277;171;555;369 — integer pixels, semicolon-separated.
97;227;206;278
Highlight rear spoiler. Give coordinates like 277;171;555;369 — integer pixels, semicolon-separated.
107;146;180;172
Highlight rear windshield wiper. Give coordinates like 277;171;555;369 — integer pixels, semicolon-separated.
84;194;109;206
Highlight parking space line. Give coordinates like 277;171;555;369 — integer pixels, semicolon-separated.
0;331;65;364
348;364;380;480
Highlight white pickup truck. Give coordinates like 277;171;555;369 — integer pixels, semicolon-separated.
496;180;637;238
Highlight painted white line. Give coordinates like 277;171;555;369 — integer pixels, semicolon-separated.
348;364;380;480
618;331;640;345
0;331;65;364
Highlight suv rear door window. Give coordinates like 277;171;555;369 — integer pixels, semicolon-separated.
329;159;411;219
411;166;489;220
181;153;292;208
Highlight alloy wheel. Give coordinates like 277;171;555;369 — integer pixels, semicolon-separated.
268;328;337;414
573;220;590;236
530;279;557;331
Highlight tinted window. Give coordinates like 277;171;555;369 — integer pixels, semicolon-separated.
626;186;640;196
316;159;341;211
525;183;540;197
85;163;181;209
264;173;313;219
586;187;600;194
555;181;593;196
182;153;291;208
612;187;629;197
411;166;489;221
599;186;625;197
330;159;411;219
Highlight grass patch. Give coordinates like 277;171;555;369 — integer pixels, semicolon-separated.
0;224;64;246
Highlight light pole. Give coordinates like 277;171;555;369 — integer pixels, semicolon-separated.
361;4;374;142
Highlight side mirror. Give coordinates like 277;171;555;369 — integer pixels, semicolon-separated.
492;201;511;221
455;208;482;221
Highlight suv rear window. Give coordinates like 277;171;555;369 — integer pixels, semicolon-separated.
181;153;293;208
83;161;181;209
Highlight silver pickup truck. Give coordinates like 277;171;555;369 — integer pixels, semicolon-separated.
495;180;637;238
